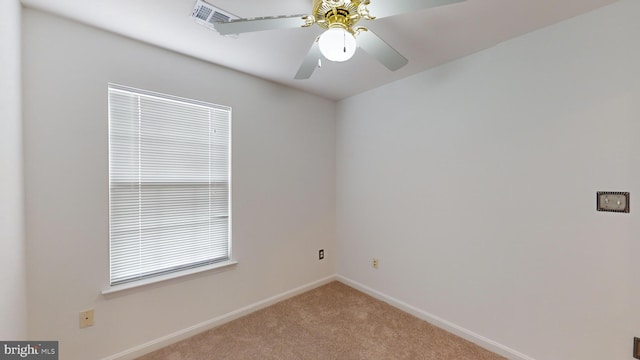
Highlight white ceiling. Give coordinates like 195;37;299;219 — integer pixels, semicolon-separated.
20;0;618;100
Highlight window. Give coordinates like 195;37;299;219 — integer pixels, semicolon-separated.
108;84;231;286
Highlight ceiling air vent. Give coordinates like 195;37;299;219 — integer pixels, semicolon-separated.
191;0;239;31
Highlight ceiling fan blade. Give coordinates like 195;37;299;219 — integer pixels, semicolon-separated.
366;0;465;19
357;30;408;71
213;14;310;36
295;39;321;80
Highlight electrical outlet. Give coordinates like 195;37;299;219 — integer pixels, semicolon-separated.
372;258;379;269
319;249;324;260
80;309;94;329
634;337;640;359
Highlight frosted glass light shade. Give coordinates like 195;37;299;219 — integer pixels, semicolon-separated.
318;28;357;62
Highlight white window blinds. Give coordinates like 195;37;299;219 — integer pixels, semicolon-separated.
108;84;231;286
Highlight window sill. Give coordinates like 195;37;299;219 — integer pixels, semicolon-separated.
102;259;238;295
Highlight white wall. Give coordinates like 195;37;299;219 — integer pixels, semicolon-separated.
0;0;27;340
336;1;640;359
22;9;335;359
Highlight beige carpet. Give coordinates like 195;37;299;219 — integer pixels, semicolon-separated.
137;281;506;360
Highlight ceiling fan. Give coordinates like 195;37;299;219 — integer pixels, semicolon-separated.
199;0;465;79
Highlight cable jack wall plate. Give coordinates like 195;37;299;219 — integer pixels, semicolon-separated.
79;309;94;328
596;192;629;213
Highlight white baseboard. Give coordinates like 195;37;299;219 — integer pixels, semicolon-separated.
103;274;533;360
336;275;536;360
102;274;337;360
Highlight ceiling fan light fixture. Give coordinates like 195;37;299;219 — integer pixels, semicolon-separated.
318;27;357;62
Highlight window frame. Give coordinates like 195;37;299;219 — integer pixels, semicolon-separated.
104;84;234;293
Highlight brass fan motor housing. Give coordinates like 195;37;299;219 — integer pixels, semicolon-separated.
312;0;369;31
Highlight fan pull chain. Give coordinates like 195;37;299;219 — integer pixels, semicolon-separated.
343;30;347;53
